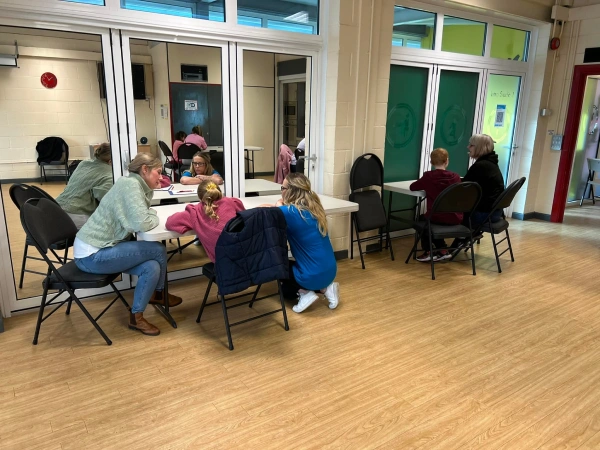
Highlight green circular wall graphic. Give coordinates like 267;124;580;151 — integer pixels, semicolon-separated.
386;103;416;148
440;104;467;147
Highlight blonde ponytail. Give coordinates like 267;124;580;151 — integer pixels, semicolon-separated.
282;173;328;236
197;179;222;221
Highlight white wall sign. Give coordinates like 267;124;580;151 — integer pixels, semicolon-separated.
184;100;198;111
495;105;506;127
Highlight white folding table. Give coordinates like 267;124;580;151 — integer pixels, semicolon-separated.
384;180;426;226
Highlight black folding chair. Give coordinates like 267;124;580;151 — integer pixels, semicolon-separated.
158;140;179;182
9;184;70;289
38;141;69;184
177;143;203;169
473;177;526;273
349;153;394;269
196;211;289;351
405;182;482;280
20;198;130;345
580;158;600;206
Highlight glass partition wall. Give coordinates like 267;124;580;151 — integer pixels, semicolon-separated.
0;26;122;309
385;3;533;229
0;2;324;315
239;49;313;197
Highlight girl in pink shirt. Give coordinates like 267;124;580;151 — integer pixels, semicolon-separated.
172;130;187;163
165;180;245;262
184;125;208;150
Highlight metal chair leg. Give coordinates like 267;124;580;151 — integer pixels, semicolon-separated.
428;228;435;281
70;293;112;345
491;231;502;273
469;235;477;276
505;229;515;262
350;213;355;260
32;284;49;345
405;231;419;264
354;217;365;270
219;293;234;351
278;281;289;331
196;277;214;323
248;284;262;308
19;240;29;289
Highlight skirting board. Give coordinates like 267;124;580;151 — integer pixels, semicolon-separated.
512;212;551;221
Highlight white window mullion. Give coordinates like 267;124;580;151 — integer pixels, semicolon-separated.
434;14;444;51
225;0;237;26
120;33;138;162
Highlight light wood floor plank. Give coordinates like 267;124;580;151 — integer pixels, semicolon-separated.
3;197;600;447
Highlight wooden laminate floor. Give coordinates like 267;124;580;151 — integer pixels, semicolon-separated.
2;200;600;448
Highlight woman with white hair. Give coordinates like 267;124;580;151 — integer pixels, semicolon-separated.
463;133;505;225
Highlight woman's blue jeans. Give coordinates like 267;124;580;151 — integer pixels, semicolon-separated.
75;241;167;314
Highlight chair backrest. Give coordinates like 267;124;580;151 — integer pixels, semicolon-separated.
588;158;600;174
349;153;384;191
215;208;289;296
209;150;225;177
491;177;526;211
158;141;173;158
20;198;77;255
178;143;202;165
430;182;482;215
9;184;56;210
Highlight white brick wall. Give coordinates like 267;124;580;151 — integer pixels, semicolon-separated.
0;57;108;180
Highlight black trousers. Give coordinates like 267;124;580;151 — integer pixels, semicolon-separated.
419;215;448;252
281;260;308;300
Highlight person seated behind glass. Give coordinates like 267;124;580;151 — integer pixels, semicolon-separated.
56;143;113;229
172;130;187;163
180;152;223;186
184;125;208;150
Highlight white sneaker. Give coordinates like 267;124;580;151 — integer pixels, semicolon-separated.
324;282;339;309
292;291;319;313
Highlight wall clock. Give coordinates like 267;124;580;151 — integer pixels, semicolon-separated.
41;72;58;89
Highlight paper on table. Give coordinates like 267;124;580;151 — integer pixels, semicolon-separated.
169;189;196;196
154;186;172;191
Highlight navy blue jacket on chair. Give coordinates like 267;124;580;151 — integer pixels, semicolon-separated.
214;207;289;296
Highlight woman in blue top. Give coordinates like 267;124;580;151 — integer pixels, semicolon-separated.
180;152;223;186
277;173;339;313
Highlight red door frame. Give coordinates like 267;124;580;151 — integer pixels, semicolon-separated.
551;64;600;222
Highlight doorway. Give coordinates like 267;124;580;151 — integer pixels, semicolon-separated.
552;64;600;222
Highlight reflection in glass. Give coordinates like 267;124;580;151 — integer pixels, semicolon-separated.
238;0;318;35
442;16;486;56
121;0;225;21
568;77;600;201
0;27;111;300
392;6;435;50
129;40;224;271
482;74;521;182
491;26;530;62
242;51;311;183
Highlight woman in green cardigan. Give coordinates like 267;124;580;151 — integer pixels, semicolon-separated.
73;153;181;336
56;143;113;229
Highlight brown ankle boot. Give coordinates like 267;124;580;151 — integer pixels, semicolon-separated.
129;313;160;336
149;291;183;307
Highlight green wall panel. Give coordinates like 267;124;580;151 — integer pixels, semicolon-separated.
384;65;429;229
432;70;479;176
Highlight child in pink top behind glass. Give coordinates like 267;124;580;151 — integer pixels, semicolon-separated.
165;180;245;262
184;125;208;151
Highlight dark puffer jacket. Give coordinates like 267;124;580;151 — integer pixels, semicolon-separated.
215;207;289;296
36;137;68;164
463;151;505;212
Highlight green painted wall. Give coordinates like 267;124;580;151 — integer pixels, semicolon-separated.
441;24;486;56
490;27;527;61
